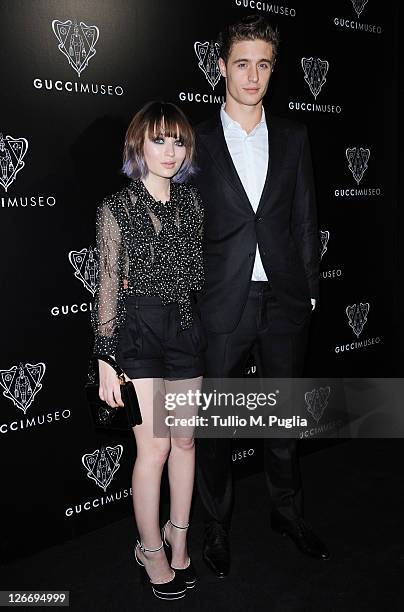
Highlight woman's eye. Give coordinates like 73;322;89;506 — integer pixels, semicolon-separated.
175;140;184;147
152;137;164;144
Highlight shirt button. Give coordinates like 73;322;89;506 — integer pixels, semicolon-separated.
256;216;263;223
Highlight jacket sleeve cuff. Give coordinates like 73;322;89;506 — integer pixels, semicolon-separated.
93;335;118;356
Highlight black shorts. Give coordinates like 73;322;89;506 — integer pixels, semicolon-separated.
115;295;207;380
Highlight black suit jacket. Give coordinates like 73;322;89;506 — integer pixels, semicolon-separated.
193;112;320;334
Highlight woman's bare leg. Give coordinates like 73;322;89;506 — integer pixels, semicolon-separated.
164;376;203;568
131;377;173;583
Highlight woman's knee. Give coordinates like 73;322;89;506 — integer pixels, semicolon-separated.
170;437;195;452
137;440;171;466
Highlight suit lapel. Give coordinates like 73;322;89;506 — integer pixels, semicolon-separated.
256;116;288;216
198;113;289;216
198;117;253;213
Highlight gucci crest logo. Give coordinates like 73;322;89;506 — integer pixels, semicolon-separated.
301;57;329;99
351;0;369;18
346;147;370;184
320;230;330;259
0;362;46;413
0;133;28;192
82;445;123;492
346;302;370;337
68;247;99;295
305;386;331;423
194;41;221;90
52;19;99;76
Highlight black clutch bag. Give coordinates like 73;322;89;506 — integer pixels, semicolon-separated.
85;355;142;431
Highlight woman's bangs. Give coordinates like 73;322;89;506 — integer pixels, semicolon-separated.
147;115;191;146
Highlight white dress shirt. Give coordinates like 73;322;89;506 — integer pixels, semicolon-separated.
220;103;269;281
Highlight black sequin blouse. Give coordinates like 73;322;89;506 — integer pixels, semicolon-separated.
91;179;204;355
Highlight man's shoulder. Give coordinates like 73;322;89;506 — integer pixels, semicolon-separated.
194;113;221;137
194;111;308;136
267;113;308;136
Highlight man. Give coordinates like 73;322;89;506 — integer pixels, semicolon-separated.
193;15;329;577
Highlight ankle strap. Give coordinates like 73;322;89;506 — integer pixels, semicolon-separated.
136;539;163;553
168;519;189;530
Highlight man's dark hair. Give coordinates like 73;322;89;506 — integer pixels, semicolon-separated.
217;14;280;65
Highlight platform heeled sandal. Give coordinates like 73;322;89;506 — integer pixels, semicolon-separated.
133;539;187;600
161;520;197;589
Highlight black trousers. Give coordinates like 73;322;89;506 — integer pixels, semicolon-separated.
196;281;311;527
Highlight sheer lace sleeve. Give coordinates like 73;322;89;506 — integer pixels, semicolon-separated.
191;186;204;240
91;200;124;355
188;186;204;292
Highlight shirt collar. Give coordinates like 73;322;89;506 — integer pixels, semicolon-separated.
220;103;266;133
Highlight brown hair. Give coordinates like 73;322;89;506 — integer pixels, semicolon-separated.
122;101;195;183
217;14;280;66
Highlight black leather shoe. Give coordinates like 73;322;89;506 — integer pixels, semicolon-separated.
202;521;230;577
271;514;330;561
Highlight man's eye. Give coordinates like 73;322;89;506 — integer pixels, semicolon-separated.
238;63;247;68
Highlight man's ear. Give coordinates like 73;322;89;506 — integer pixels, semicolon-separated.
218;57;227;78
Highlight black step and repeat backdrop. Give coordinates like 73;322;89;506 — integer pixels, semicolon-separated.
0;0;399;562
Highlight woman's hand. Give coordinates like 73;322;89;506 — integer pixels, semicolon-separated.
98;359;124;408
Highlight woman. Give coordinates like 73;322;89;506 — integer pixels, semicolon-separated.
91;101;205;601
